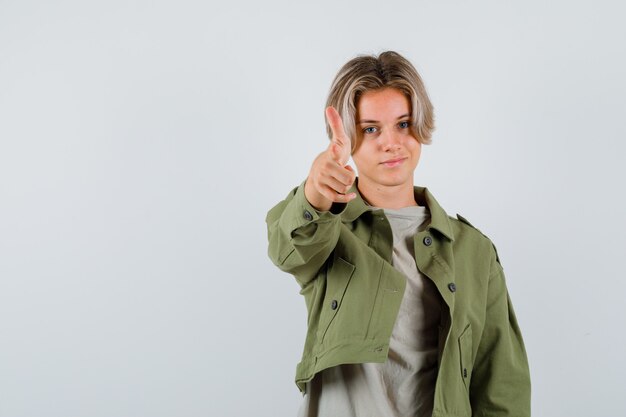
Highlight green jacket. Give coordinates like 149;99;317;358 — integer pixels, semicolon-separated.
266;179;531;417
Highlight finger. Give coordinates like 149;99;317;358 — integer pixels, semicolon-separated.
320;156;356;187
329;143;352;167
317;184;357;203
343;164;356;177
327;166;356;189
332;192;357;203
321;174;353;195
325;107;352;165
325;106;349;148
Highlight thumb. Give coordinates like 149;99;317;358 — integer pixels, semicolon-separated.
343;164;356;187
329;139;351;166
329;142;344;163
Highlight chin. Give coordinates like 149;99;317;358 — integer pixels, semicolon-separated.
377;174;412;187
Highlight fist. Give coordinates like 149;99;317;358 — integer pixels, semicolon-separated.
304;106;357;212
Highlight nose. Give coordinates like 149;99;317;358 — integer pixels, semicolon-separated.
380;129;401;151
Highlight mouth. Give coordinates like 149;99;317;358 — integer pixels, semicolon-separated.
380;157;407;168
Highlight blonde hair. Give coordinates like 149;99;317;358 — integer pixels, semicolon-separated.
325;50;435;151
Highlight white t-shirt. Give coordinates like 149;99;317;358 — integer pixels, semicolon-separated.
298;205;441;417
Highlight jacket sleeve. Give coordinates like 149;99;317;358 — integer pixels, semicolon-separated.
265;180;346;288
470;253;531;417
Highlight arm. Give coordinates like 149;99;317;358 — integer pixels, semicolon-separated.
470;256;531;417
266;106;356;287
266;180;346;287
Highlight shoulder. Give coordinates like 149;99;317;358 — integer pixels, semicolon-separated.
452;213;485;236
448;213;503;267
447;212;488;241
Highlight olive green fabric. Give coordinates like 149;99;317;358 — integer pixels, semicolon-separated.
266;179;531;417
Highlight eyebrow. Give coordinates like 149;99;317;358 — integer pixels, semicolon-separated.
357;113;410;124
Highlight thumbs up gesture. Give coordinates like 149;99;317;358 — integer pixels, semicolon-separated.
304;106;357;212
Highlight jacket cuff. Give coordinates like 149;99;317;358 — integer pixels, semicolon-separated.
279;180;344;233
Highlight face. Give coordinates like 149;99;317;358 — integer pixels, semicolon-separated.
352;87;421;191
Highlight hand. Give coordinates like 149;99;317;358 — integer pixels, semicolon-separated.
304;106;357;212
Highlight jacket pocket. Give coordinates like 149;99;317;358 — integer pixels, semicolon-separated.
317;257;355;343
458;323;473;391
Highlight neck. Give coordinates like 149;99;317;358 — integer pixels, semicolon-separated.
357;177;418;209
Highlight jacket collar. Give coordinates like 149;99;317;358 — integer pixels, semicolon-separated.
341;178;455;241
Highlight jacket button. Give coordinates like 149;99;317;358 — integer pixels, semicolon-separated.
331;300;338;310
303;210;313;221
448;283;456;292
423;236;433;246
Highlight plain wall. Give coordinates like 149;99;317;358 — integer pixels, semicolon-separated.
1;0;625;416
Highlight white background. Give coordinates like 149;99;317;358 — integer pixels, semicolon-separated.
1;1;625;416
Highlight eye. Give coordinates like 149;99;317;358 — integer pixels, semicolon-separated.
363;126;378;134
398;121;410;129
